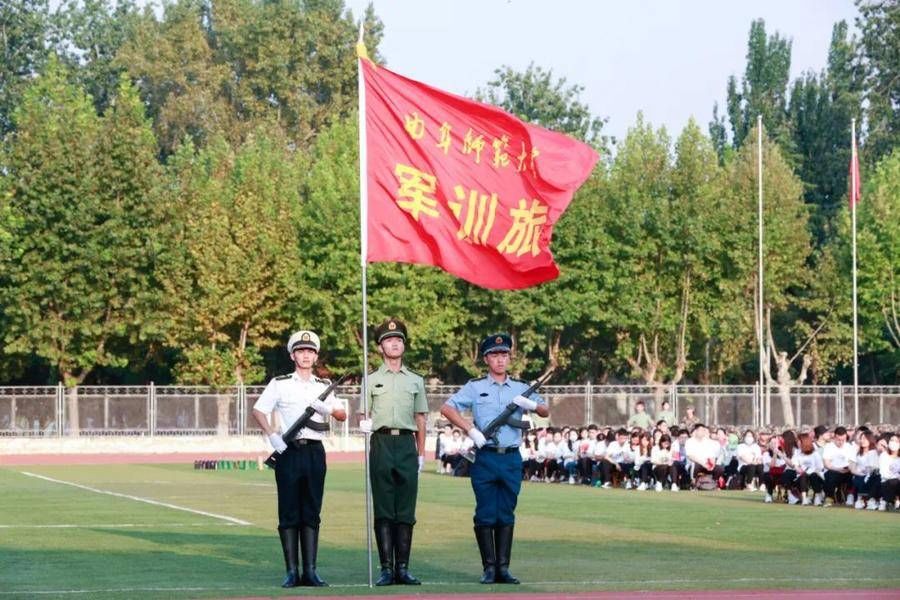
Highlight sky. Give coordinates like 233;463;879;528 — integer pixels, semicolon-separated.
343;0;860;145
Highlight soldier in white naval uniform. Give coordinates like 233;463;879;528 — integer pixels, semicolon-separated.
252;330;347;588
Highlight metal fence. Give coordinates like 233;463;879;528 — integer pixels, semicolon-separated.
1;383;898;438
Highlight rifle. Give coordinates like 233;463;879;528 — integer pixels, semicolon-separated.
482;370;553;444
463;370;553;463
264;372;353;468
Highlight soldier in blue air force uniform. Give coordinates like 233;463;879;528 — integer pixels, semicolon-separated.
440;333;550;585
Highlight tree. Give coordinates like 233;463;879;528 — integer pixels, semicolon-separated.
115;0;235;155
54;0;143;114
0;61;164;431
158;132;303;398
838;150;900;382
857;0;900;165
716;19;793;153
0;0;52;134
725;126;814;425
116;0;383;156
787;21;864;242
477;62;610;153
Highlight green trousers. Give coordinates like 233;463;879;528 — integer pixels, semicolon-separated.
369;431;418;524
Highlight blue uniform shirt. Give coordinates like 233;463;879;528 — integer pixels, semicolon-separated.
445;376;546;448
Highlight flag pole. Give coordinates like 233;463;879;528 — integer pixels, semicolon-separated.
851;118;859;424
356;22;374;588
757;115;765;423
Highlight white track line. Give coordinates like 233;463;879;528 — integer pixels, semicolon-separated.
1;577;895;595
19;471;251;526
0;522;238;529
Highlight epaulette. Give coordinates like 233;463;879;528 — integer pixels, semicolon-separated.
275;374;292;381
466;376;488;383
510;377;528;384
315;377;331;384
406;368;425;378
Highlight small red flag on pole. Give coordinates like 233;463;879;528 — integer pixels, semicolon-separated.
849;133;861;207
359;54;599;290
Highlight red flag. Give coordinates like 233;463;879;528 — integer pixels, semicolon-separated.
849;139;861;207
361;57;599;290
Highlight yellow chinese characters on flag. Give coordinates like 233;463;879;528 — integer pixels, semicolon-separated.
362;57;599;289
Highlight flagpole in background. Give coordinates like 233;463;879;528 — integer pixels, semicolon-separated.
356;22;374;588
757;115;765;425
851;118;859;424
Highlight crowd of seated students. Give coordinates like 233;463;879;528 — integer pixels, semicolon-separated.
433;410;900;512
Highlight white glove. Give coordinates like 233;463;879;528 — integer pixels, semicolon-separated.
267;433;288;454
468;428;487;448
309;399;333;416
359;418;373;434
418;455;425;472
513;394;538;411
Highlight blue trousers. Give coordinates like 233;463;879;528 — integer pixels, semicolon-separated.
470;449;522;527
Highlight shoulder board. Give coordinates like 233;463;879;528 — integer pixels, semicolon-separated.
406;368;424;378
274;374;292;381
367;369;379;376
315;377;331;385
466;376;487;383
510;377;528;384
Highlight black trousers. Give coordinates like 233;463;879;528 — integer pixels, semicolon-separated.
853;473;881;498
577;457;593;482
635;462;653;484
796;472;824;493
694;464;724;479
543;459;561;479
599;460;634;484
275;441;326;529
653;464;676;486
824;469;852;499
882;478;900;504
740;464;763;486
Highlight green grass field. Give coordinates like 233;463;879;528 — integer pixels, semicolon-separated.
1;461;898;599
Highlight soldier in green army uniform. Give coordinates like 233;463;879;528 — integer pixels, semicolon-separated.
358;318;427;585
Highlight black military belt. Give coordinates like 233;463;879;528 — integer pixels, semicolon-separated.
374;428;415;436
290;439;323;449
479;446;519;454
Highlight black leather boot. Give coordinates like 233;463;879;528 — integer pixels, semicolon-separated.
298;525;328;586
374;520;394;586
392;522;421;584
494;524;519;584
278;527;300;588
474;525;496;584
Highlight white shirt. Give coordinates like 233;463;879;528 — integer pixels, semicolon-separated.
651;446;673;466
792;449;824;476
879;453;900;481
634;449;652;467
442;437;462;456
822;441;856;471
850;449;879;477
685;437;720;466
578;439;595;458
606;440;629;464
559;441;577;462
737;442;762;468
537;439;556;460
254;372;343;441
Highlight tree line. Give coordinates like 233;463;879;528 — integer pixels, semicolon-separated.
0;0;897;398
